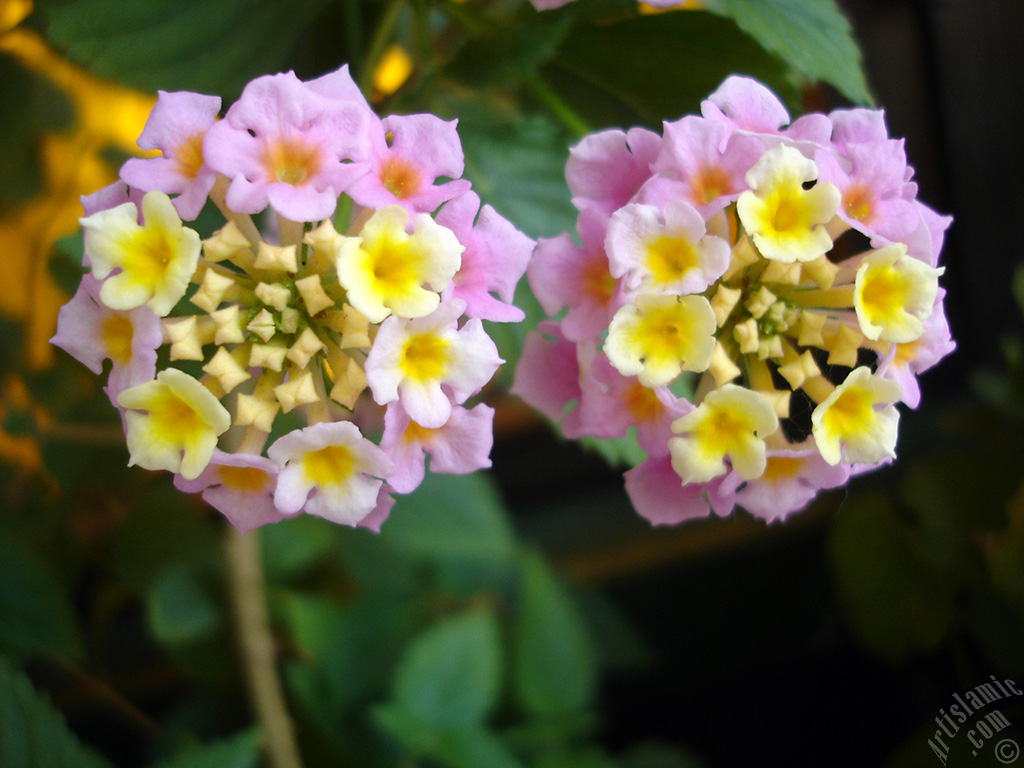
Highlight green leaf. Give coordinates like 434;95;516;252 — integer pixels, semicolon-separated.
458;113;577;240
446;15;572;89
44;0;330;96
152;729;260;768
384;473;516;568
620;742;706;768
0;654;112;768
259;515;337;584
828;492;956;659
374;707;525;768
512;550;597;717
0;533;82;662
711;0;872;104
548;12;797;129
145;565;223;646
0;56;73;207
391;606;502;729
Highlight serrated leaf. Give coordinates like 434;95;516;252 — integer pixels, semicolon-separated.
45;0;330;97
548;12;797;129
391;606;502;729
152;729;260;768
712;0;872;104
0;654;112;768
0;533;82;662
384;473;516;568
513;550;596;717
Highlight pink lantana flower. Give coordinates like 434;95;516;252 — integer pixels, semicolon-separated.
649;115;765;216
436;191;534;322
578;352;691;456
701;75;832;150
203;70;371;222
877;290;956;409
51;275;162;403
380;401;495;493
528;208;626;342
510;321;585;434
566;127;661;218
815;140;920;244
605;199;731;297
346;113;471;214
269;421;394;526
174;450;285;535
624;455;734;527
719;444;850;524
120;90;222;220
364;299;502;429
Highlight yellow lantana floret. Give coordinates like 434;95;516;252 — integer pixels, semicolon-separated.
336;205;463;323
811;366;901;466
736;145;840;264
854;244;943;343
604;293;717;387
82;191;201;316
668;385;779;484
117;368;231;480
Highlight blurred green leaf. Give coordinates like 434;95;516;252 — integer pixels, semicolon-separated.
0;56;73;207
146;565;223;646
390;606;502;730
534;746;616;768
0;532;82;662
44;0;330;96
828;492;956;659
548;12;796;129
375;705;526;768
712;0;873;105
152;729;260;768
259;515;337;584
459;113;577;240
620;742;706;768
513;550;597;717
111;485;221;590
277;590;345;659
446;15;572;89
0;654;112;768
384;473;516;569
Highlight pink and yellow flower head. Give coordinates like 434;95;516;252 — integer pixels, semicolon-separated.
51;65;533;534
516;75;955;525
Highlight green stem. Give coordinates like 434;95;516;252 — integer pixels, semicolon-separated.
226;529;304;768
525;76;590;139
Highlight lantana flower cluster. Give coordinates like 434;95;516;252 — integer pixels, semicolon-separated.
52;66;533;534
514;76;954;525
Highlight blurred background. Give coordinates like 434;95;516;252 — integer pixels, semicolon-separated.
1;0;1022;766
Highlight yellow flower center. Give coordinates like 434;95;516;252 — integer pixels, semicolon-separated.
646;235;697;286
843;184;873;222
126;226;176;283
858;263;906;322
150;389;204;445
175;132;206;180
760;455;804;483
400;332;450;382
819;386;871;437
303;444;355;486
370;237;416;289
379;156;422;198
769;189;805;233
100;314;134;365
692;164;730;205
263;138;320;185
623;379;663;423
218;465;271;493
